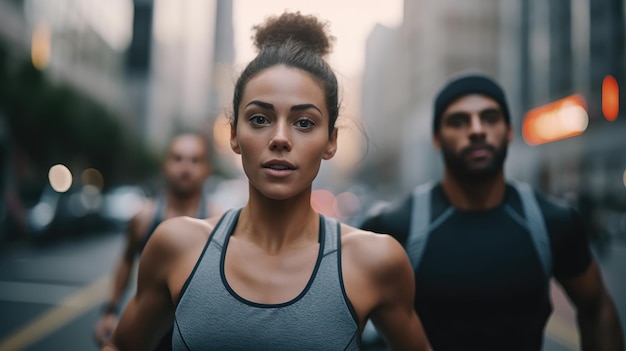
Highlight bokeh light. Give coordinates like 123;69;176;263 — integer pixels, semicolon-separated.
334;192;362;219
31;22;51;70
81;168;104;190
311;189;337;218
602;75;619;121
212;114;232;155
522;94;588;146
48;164;73;193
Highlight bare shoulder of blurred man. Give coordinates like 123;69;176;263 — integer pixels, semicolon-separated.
94;133;212;349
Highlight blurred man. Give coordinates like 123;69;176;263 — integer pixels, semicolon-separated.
361;73;623;351
94;133;212;348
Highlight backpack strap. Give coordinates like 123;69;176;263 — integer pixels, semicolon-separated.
406;182;454;270
508;180;552;281
140;196;166;252
197;195;208;219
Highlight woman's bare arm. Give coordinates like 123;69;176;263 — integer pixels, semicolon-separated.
342;228;432;351
102;217;205;351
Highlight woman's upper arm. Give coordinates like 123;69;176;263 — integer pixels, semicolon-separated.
105;218;188;351
347;232;431;351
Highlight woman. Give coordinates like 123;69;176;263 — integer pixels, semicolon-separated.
103;12;431;351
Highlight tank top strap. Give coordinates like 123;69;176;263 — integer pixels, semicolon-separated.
320;214;339;256
211;208;241;248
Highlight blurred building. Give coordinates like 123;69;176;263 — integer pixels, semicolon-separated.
0;0;30;53
0;0;235;147
0;0;134;122
514;0;626;238
124;0;155;134
141;0;235;150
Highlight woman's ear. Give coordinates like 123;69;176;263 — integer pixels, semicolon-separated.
323;128;338;160
230;122;241;154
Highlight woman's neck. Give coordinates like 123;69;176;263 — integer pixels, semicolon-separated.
236;186;319;254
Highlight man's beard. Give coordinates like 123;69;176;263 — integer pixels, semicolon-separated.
440;139;508;183
168;181;198;198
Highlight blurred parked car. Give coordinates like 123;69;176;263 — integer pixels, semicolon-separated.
100;185;146;229
26;185;145;241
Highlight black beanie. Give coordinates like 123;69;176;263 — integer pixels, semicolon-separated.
433;73;511;133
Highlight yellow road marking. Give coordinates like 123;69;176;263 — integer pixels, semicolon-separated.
0;274;110;351
545;313;580;350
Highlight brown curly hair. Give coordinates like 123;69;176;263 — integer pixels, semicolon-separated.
252;11;335;56
232;11;339;136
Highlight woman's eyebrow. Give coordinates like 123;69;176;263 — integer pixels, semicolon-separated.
291;104;322;114
245;100;274;110
244;101;322;115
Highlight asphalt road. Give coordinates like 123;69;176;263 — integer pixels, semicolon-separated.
0;232;123;351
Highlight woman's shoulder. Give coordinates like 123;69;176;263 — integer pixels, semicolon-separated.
144;215;220;258
340;223;409;275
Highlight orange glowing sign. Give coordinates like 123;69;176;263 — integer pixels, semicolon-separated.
602;75;619;121
522;94;589;146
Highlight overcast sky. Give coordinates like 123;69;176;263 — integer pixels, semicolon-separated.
233;0;403;77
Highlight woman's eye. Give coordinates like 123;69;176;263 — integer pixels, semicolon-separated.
295;119;314;129
250;115;269;126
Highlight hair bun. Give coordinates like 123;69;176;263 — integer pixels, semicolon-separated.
253;11;335;56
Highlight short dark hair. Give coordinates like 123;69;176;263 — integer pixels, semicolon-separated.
165;132;211;163
433;73;511;133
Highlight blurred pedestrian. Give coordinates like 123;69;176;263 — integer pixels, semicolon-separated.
102;12;431;351
94;132;212;349
360;73;624;351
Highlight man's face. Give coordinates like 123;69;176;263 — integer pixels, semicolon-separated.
434;94;512;182
163;135;210;197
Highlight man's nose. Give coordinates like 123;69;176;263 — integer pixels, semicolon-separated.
469;115;485;136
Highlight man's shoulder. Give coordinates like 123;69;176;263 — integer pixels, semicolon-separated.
533;189;580;224
127;198;159;238
358;183;443;244
507;182;578;222
361;195;413;226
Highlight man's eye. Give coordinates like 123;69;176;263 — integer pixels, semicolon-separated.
482;112;501;124
250;115;269;126
446;116;468;127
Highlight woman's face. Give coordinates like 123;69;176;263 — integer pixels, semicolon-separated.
231;65;337;201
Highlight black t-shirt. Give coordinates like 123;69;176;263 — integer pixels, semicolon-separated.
360;183;592;351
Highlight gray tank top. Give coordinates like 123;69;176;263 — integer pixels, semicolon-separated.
172;209;360;351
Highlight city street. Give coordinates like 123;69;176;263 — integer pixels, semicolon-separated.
1;0;625;349
0;231;624;351
0;232;123;351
